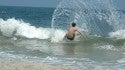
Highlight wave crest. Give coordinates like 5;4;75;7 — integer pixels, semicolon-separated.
109;30;125;39
0;18;51;39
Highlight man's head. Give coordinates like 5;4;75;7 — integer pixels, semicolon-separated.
72;22;76;27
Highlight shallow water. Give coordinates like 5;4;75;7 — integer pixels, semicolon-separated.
0;36;125;70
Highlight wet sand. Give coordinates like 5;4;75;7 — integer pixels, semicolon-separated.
0;60;77;70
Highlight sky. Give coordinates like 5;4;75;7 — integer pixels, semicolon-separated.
0;0;61;7
0;0;125;9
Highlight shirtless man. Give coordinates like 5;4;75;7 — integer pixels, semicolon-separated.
64;22;83;40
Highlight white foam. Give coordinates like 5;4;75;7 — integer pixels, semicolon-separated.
0;18;20;37
96;44;118;51
0;18;51;39
0;18;67;41
117;58;125;63
51;29;66;43
109;30;125;39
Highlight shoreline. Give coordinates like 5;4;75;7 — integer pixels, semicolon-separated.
0;60;78;70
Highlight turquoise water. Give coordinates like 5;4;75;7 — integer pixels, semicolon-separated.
0;0;125;69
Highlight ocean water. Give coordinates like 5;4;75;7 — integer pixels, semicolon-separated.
0;0;125;70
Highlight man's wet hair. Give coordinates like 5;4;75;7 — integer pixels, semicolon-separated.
72;22;76;27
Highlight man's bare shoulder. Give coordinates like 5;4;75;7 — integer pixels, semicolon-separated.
73;27;78;31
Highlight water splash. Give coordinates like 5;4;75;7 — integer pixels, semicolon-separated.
52;0;125;37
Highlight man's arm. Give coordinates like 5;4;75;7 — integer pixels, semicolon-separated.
77;30;84;37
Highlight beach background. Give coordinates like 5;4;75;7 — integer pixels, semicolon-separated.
0;0;125;70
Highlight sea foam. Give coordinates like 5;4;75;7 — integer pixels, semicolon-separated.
109;30;125;39
0;18;51;39
0;18;66;42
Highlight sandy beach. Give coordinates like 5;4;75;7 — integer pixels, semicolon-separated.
0;60;77;70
